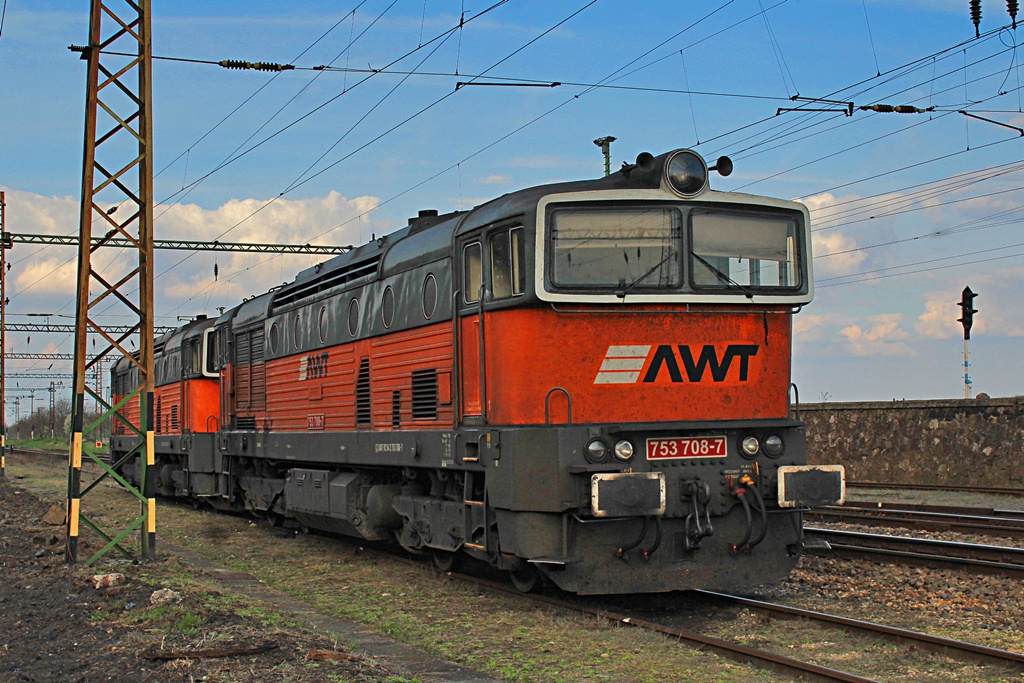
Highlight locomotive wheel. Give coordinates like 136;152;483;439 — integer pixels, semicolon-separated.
431;549;461;573
508;562;539;593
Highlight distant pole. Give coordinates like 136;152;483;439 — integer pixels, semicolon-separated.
593;136;616;176
963;339;970;399
956;286;978;399
1;191;7;477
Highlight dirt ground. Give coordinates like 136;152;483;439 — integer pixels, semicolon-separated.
0;475;406;683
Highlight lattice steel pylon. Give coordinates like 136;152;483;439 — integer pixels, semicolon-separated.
67;0;156;565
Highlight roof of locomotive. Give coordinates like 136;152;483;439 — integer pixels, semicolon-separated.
265;149;792;306
274;152;673;293
453;151;674;234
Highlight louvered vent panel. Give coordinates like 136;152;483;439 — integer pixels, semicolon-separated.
356;358;371;425
411;368;438;420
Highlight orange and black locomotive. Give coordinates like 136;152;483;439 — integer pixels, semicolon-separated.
111;148;845;594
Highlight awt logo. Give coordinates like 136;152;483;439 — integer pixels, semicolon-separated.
594;344;759;385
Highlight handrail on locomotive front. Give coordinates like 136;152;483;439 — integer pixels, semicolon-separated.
544;387;572;426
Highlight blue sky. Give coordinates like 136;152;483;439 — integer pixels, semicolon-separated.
0;0;1022;413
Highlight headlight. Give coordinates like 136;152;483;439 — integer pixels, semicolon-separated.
763;435;784;457
585;439;609;463
612;440;634;462
664;149;708;197
740;436;760;458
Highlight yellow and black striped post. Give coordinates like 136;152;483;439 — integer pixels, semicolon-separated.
143;392;156;559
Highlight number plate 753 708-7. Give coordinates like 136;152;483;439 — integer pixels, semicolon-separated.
646;436;727;460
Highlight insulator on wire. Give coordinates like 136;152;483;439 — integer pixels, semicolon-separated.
214;263;219;281
859;104;935;114
219;59;295;72
971;0;983;37
1010;0;1019;28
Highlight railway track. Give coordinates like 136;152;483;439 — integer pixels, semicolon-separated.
807;502;1024;539
454;574;1024;682
456;573;883;683
9;451;1024;681
805;527;1024;577
847;481;1024;497
697;590;1024;672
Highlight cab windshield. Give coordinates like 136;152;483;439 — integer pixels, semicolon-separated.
690;210;800;290
549;206;682;290
545;203;804;296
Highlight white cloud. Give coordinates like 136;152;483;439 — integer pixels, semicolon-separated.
476;174;510;185
839;313;915;356
812;231;868;278
915;291;965;339
797;191;840;213
1;187;383;323
793;313;847;343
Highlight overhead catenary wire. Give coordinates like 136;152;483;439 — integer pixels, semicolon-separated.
159;10;1024;315
14;3;1024;342
816;250;1024;288
163;0;747;318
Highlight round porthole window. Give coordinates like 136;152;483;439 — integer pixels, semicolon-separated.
422;273;437;319
318;306;329;343
382;286;395;329
348;298;359;337
293;313;302;349
268;322;280;355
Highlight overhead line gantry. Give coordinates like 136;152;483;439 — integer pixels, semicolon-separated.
5;232;352;255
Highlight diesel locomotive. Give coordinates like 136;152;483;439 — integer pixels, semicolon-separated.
111;148;844;595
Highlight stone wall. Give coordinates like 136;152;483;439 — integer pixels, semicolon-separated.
799;396;1024;488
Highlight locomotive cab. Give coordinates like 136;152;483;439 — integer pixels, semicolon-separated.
445;148;844;593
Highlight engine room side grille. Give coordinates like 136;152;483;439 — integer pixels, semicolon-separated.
156;396;162;434
271;254;382;309
236;416;257;430
392;391;401;429
170;405;179;432
234;327;266;412
356;357;371;425
411;368;438;420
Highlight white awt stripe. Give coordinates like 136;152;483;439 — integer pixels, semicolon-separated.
594;371;642;384
594;344;651;384
605;345;650;357
599;358;646;371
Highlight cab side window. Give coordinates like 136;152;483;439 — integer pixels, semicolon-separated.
489;227;525;300
463;242;482;303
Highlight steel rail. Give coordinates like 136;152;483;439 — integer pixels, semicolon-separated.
846;481;1024;497
700;590;1024;671
806;527;1024;577
807;506;1024;539
837;501;1024;518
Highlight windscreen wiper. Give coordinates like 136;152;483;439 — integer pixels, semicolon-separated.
692;253;754;300
616;250;677;298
